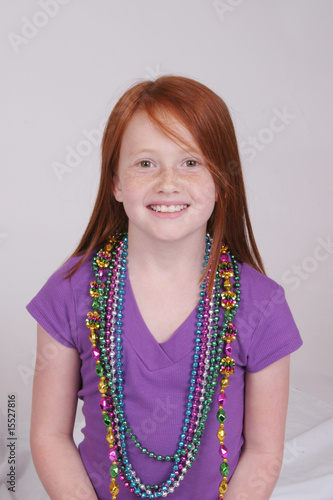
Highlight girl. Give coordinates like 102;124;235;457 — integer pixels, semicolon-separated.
27;76;302;500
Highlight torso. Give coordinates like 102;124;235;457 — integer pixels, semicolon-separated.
27;252;302;500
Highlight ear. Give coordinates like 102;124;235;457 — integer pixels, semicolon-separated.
113;173;123;202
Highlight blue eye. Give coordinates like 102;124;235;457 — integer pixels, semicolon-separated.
139;160;152;168
185;160;198;167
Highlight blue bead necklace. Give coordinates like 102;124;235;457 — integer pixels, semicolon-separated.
86;233;240;499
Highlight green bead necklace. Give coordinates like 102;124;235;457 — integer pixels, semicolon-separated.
86;234;240;499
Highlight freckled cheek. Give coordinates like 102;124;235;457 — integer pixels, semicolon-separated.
202;183;216;201
118;174;141;197
190;176;216;205
117;172;151;208
122;172;152;190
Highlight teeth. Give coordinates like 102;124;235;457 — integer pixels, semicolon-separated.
150;204;187;213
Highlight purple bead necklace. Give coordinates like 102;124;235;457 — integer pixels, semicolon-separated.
86;233;240;499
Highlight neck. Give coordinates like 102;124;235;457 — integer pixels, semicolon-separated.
126;227;207;282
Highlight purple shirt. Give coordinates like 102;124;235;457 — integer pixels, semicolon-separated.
27;252;302;499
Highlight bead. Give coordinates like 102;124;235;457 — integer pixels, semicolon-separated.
225;343;232;356
219;444;228;459
221;378;229;389
220;461;229;477
92;347;100;360
89;331;99;343
98;380;107;394
103;414;112;426
224;279;231;289
106;428;115;445
109;478;119;497
219;480;228;494
218;392;227;406
95;364;104;376
217;409;226;423
109;447;117;461
99;397;108;411
110;463;119;478
217;426;226;442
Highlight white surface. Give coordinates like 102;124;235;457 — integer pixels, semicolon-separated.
1;387;332;499
273;387;333;500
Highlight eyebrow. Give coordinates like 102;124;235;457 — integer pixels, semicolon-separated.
127;148;204;158
127;149;159;156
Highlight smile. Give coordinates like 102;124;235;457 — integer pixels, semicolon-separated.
149;204;188;213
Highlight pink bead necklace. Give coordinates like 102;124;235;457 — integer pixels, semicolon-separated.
86;234;240;498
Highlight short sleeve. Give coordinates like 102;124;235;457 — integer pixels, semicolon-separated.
26;263;78;348
246;284;302;373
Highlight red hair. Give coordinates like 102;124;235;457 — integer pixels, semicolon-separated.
65;76;265;286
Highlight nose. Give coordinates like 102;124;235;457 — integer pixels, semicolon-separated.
155;165;180;193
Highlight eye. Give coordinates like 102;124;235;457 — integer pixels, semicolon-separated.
185;159;198;167
139;160;152;168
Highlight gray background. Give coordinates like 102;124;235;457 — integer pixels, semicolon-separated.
1;0;332;449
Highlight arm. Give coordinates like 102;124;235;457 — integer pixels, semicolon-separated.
224;355;290;500
30;324;98;500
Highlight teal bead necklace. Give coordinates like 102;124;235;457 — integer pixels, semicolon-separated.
86;233;240;499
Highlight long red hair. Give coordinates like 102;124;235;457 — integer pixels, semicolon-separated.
65;75;265;284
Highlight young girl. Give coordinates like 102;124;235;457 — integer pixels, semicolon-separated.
27;76;302;500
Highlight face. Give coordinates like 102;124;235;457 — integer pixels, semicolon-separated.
113;110;216;245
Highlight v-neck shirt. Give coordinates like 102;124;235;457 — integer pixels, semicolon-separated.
124;274;199;369
27;252;302;499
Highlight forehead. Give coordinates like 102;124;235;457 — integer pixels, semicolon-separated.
120;110;201;154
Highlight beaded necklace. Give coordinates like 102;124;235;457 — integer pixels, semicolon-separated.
86;233;240;499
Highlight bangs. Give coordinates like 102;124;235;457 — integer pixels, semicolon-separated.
138;103;205;157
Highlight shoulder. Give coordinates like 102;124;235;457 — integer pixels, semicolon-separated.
62;251;97;285
237;262;286;317
239;262;281;296
42;250;97;292
235;263;302;372
26;251;97;348
237;262;290;325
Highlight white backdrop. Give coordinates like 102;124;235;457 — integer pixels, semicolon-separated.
1;0;333;497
